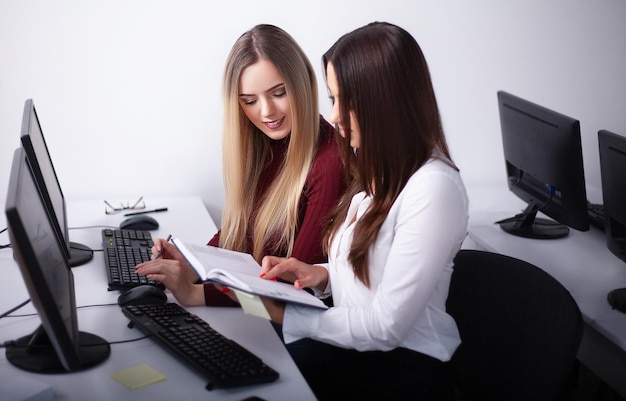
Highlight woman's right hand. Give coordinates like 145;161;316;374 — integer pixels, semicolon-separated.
149;238;199;284
135;238;205;305
151;237;176;259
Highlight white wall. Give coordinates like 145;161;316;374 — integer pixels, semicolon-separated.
1;0;625;228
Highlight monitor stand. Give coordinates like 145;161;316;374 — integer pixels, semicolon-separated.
497;204;569;239
68;241;94;267
5;326;110;373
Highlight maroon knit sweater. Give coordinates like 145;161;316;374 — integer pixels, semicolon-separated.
204;117;345;306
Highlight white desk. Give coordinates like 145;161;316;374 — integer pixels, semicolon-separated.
465;185;626;397
0;196;316;401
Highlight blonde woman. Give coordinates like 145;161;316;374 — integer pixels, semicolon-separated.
137;24;345;307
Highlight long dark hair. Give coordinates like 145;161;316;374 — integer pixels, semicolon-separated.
322;21;457;287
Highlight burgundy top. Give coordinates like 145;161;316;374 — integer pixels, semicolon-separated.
204;117;345;306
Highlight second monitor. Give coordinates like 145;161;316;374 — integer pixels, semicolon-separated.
20;99;93;267
496;91;590;239
599;129;626;262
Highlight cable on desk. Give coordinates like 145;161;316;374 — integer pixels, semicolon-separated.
1;334;152;350
0;299;31;319
4;302;119;318
78;302;118;309
0;226;10;249
1;300;151;348
65;226;113;253
71;244;103;253
101;335;152;346
68;225;118;231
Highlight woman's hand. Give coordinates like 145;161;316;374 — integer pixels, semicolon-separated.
135;239;204;305
260;256;328;292
217;255;326;325
153;238;200;283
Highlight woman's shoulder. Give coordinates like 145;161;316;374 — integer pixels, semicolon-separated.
401;158;464;195
404;157;468;205
315;117;339;155
318;116;337;144
305;117;343;184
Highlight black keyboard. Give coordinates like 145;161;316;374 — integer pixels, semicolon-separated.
588;202;606;231
121;303;279;389
102;228;163;291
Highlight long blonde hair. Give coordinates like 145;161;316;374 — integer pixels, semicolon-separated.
220;24;320;262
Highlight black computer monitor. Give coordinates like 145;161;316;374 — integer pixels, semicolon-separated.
496;91;590;239
4;147;110;373
599;130;626;262
20;99;93;267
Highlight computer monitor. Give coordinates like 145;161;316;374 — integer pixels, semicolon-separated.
598;129;626;262
4;147;110;373
20;99;93;267
496;91;590;239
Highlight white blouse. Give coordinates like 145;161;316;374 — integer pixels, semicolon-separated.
282;157;469;362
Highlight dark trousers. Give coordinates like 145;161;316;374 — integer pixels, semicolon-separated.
286;338;454;401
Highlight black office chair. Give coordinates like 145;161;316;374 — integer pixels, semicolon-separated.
446;249;583;401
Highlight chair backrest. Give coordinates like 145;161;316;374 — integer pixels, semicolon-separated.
446;249;583;401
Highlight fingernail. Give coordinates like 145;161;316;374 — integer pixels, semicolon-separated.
270;277;277;281
260;273;266;278
220;287;231;294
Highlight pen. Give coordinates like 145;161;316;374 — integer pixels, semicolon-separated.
124;207;168;217
153;234;172;260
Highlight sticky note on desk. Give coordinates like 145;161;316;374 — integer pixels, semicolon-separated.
111;363;166;389
234;289;271;320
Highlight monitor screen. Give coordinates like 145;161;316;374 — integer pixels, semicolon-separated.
4;147;109;373
599;129;626;262
20;99;93;266
497;91;589;239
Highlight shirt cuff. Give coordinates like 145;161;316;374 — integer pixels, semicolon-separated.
311;263;331;299
282;303;321;344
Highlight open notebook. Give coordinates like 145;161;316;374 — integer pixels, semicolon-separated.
172;238;328;309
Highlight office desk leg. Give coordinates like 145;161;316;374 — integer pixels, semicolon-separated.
577;323;626;398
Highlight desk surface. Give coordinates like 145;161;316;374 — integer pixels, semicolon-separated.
465;184;626;397
0;196;316;401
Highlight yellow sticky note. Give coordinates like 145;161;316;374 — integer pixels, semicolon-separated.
233;289;271;319
111;363;167;389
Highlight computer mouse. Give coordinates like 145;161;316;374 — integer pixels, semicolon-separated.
607;288;626;313
118;285;167;307
119;215;159;231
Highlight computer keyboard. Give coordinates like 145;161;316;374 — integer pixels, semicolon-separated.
121;302;279;389
588;202;606;231
102;228;163;291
